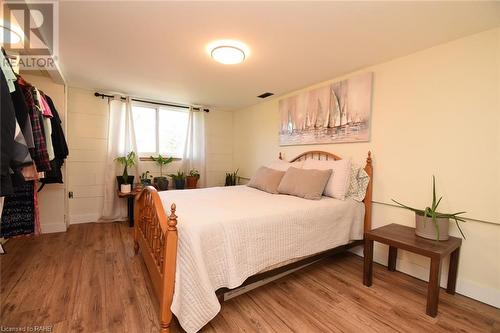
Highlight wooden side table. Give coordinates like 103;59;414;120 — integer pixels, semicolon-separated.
363;223;462;317
117;189;141;227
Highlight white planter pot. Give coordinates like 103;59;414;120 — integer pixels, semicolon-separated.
120;184;131;194
415;214;449;241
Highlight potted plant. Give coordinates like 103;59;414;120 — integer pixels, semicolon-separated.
151;155;173;191
225;169;239;186
115;151;136;193
140;171;153;187
186;169;200;189
392;176;466;241
169;170;186;189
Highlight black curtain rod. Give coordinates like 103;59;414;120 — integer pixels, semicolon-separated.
94;92;209;112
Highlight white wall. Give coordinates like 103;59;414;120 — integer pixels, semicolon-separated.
66;87;108;224
22;74;67;234
232;28;500;307
66;87;233;223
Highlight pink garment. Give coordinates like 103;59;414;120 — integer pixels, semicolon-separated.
40;95;54;118
35;88;53;118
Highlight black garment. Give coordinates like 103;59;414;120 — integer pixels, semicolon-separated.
41;95;68;184
0;180;35;237
0;70;16;196
45;95;68;159
11;81;35;149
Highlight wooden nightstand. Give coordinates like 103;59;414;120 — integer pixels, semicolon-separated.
363;223;462;317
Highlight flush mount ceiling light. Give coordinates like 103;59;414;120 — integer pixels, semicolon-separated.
0;20;23;45
207;40;249;65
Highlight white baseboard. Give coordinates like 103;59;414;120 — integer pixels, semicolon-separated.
69;213;100;224
41;223;67;234
349;247;500;309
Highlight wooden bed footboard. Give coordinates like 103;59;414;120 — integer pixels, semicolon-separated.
134;186;178;333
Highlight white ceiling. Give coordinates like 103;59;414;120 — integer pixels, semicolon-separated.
59;1;500;111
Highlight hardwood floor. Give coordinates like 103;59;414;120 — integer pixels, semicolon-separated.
1;222;499;333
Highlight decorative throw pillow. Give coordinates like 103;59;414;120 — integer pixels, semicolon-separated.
302;159;351;200
247;166;286;194
267;159;304;172
346;165;370;202
277;167;332;200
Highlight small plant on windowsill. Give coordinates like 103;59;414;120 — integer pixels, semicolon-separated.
151;155;174;191
140;171;153;187
225;169;239;186
392;176;466;241
186;169;200;189
169;170;186;190
115;151;136;193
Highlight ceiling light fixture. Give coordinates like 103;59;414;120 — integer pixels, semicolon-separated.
0;20;23;45
207;40;249;65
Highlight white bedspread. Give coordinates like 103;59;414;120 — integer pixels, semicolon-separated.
158;185;364;332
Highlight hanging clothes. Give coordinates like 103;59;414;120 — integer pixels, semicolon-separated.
0;71;16;196
37;90;53;118
45;95;68;159
17;78;51;172
33;87;55;161
1;50;68;238
41;94;68;184
0;50;16;93
0;180;35;238
11;81;35;149
0;70;36;238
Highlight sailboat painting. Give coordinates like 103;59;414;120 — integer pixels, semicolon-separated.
279;72;373;146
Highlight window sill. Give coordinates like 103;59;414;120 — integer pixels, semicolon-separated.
139;156;182;162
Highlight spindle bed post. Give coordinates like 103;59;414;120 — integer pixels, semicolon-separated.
134;187;178;333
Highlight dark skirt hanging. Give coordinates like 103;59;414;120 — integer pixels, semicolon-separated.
0;180;35;238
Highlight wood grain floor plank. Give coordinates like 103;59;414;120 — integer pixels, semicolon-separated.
1;222;499;333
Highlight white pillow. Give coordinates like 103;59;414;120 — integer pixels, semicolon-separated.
267;159;304;172
302;159;351;200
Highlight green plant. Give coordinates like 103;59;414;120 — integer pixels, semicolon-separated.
140;171;152;181
169;170;186;181
115;151;136;184
225;169;239;186
150;155;174;177
189;169;200;179
392;176;466;240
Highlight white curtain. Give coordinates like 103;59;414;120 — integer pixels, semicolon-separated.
182;108;206;187
101;97;140;221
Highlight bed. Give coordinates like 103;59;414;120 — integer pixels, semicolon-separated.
133;150;373;333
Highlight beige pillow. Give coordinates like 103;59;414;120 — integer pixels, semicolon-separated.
303;159;351;200
247;166;286;194
277;167;332;200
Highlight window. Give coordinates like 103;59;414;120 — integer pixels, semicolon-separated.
132;103;189;158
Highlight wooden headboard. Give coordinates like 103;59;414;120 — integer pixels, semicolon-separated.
279;151;373;233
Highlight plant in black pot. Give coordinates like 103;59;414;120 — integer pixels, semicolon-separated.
186;169;200;189
169;170;186;190
392;176;466;241
151;155;173;191
225;169;239;186
115;151;136;193
140;171;153;187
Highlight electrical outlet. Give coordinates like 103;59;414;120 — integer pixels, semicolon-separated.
68;191;73;198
